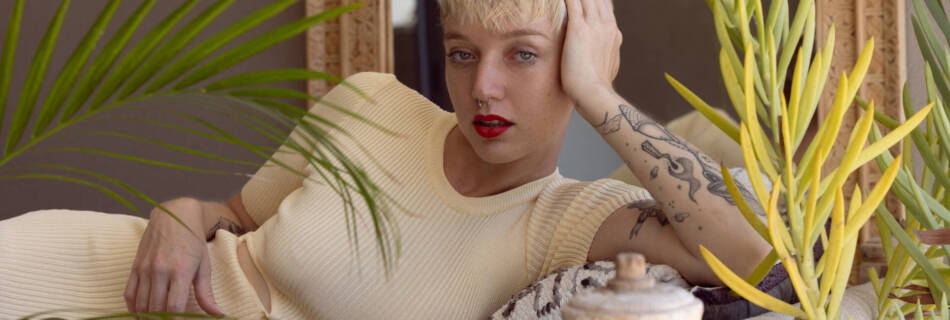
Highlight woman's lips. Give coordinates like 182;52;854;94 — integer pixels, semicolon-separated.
473;114;514;138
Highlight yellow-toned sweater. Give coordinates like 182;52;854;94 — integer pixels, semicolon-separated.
0;72;651;319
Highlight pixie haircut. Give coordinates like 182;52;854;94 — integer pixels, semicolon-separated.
437;0;567;33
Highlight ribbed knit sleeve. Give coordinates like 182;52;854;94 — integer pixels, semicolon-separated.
525;178;652;279
240;73;398;226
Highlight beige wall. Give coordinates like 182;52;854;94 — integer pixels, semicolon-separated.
1;1;306;219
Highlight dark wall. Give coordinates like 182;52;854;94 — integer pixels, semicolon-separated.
614;1;729;122
1;1;306;219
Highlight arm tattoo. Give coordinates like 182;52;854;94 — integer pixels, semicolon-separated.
595;111;624;135
641;140;701;202
612;104;762;214
207;217;246;240
673;212;690;223
628;205;669;239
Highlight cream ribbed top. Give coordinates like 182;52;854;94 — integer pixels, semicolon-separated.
240;73;652;319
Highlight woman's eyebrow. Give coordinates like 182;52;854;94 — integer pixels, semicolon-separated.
444;32;469;41
503;29;549;40
443;29;550;41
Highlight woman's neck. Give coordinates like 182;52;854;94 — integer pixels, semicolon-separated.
443;127;559;197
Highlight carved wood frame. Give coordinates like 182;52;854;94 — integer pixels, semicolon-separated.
816;0;905;284
305;0;394;100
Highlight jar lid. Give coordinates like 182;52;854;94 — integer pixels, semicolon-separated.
561;253;703;319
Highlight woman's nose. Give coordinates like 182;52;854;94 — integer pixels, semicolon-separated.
471;62;505;104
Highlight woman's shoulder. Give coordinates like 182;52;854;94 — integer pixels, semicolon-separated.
538;177;651;204
322;72;445;120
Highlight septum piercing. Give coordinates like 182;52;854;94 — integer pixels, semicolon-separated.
477;99;489;109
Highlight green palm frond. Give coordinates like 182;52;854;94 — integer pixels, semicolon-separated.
0;0;399;292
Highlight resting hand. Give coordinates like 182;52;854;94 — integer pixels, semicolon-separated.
124;198;224;316
560;0;623;115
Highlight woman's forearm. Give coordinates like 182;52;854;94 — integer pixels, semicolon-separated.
576;90;770;277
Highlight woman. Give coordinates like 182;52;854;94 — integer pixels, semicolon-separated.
0;0;770;318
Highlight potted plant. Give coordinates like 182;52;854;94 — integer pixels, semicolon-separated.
666;0;931;318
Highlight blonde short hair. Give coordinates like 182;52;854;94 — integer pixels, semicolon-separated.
437;0;567;33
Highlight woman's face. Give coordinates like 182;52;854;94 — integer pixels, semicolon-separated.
442;16;574;165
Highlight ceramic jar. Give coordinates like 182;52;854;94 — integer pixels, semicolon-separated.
561;252;703;320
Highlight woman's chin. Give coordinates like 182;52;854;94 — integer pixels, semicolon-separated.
471;143;526;165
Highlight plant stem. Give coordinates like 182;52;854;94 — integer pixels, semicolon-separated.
0;91;184;168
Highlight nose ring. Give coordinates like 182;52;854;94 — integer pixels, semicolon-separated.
477;99;489;109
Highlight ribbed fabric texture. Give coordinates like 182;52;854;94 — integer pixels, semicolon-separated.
0;210;266;319
240;72;653;319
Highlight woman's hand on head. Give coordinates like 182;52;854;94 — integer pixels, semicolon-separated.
561;0;622;114
124;197;224;316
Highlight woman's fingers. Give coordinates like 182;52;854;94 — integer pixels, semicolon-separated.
565;0;583;23
194;254;224;316
581;0;603;20
147;272;170;312
166;277;190;313
135;276;151;313
600;0;614;22
123;272;139;312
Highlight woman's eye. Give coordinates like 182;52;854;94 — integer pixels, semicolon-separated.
448;51;475;63
515;50;537;62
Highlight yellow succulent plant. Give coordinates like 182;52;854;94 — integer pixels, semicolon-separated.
667;0;933;318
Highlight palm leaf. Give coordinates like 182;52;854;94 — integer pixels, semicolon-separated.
17;164;202;239
31;0;122;137
204;69;344;92
174;3;362;90
145;0;298;93
75;130;262;167
58;0;156;123
5;0;70;154
117;0;236;100
89;0;202;110
0;173;137;214
47;147;243;175
0;0;25;144
104;115;279;154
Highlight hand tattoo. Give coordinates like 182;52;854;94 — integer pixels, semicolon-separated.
207;217;246;241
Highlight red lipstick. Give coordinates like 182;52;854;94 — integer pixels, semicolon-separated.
473;114;514;138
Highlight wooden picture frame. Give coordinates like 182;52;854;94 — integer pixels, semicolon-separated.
305;0;394;100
